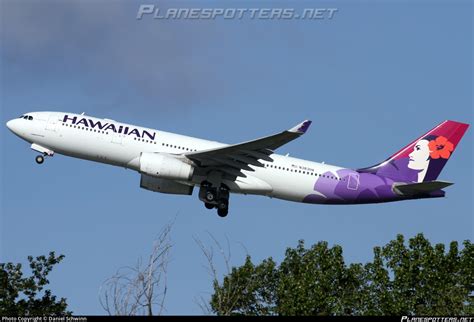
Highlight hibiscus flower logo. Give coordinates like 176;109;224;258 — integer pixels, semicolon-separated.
429;136;454;159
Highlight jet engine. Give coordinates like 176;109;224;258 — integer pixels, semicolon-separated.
139;152;194;181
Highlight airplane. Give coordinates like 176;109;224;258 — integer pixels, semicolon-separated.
6;112;469;217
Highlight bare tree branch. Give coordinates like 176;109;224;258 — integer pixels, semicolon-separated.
99;220;174;315
193;233;250;316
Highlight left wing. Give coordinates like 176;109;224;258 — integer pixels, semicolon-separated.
185;120;312;178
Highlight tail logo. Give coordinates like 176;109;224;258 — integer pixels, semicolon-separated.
358;120;469;184
428;136;453;159
407;135;454;182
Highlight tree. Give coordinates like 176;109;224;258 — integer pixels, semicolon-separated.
0;252;71;315
205;234;473;316
194;233;268;315
364;234;473;315
99;222;173;315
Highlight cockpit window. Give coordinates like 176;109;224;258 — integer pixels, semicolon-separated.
23;116;28;119
22;115;33;120
28;116;33;120
19;115;24;118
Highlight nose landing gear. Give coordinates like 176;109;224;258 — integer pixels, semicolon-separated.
199;181;230;217
35;155;45;164
31;144;54;165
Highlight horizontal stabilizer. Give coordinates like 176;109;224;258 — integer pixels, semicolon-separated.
392;180;453;196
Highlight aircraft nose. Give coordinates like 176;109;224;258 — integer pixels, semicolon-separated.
6;119;19;134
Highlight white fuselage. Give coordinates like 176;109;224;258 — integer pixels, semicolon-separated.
7;112;346;203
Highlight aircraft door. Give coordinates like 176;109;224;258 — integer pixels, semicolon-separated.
347;173;359;190
111;132;123;144
45;114;58;132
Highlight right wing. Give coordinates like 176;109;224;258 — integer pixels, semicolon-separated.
184;120;312;179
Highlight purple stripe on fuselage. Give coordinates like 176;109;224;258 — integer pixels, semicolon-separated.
303;166;444;205
304;169;398;204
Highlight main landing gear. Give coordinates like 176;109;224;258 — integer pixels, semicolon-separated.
199;181;230;217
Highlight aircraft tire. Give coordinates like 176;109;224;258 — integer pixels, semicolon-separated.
217;200;228;217
217;208;228;217
35;155;44;164
205;191;215;202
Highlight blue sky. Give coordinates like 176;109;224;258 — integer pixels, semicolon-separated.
1;0;472;315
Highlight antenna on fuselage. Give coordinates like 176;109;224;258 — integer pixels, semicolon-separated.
80;112;85;115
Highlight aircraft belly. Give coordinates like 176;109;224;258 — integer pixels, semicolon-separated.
254;170;315;202
230;174;273;195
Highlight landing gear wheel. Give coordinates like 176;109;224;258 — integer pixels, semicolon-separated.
217;208;228;217
204;203;214;210
217;200;228;217
205;191;215;202
35;155;44;164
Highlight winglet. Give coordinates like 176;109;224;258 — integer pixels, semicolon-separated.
290;120;312;134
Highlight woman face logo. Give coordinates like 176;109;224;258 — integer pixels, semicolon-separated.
406;136;453;182
408;139;430;170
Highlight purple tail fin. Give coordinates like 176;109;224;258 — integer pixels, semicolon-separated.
359;120;469;183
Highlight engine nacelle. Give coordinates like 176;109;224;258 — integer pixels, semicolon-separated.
139;153;194;181
140;174;194;195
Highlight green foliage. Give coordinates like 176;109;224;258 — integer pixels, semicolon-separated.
0;252;71;316
209;234;473;316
